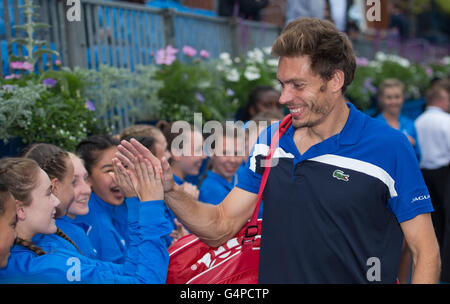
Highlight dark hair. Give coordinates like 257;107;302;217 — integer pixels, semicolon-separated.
271;17;356;93
121;135;157;156
20;143;69;182
0;179;12;216
75;135;119;174
242;86;280;121
120;124;162;141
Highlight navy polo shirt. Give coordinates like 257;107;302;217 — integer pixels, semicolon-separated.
237;103;434;284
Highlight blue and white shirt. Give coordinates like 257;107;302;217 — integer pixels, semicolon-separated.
237;103;433;283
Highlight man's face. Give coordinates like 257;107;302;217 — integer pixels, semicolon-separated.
277;56;334;129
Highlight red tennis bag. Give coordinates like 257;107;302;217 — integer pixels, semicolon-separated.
166;114;292;284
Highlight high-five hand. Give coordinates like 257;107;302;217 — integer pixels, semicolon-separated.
116;138;175;193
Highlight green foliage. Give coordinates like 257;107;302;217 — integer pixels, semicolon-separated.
9;0;58;66
346;52;450;110
1;70;104;151
155;60;231;123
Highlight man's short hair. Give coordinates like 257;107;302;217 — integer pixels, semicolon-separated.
271;17;356;93
426;80;449;106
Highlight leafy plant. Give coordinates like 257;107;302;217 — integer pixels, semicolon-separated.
1;68;104;151
216;48;279;113
154;45;234;123
8;0;58;67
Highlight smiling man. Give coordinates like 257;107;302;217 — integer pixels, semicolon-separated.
117;18;440;283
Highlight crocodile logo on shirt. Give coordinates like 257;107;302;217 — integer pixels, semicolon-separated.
333;169;349;182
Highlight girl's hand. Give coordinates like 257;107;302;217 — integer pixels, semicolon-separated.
170;218;189;246
180;182;199;200
132;156;164;202
116;138;175;193
111;158;137;198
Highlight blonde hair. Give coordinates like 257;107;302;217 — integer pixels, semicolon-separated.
378;78;404;97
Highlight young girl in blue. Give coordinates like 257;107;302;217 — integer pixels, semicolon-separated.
74;136;131;263
375;78;421;161
199;125;244;205
55;152;98;259
20;144;84;255
0;157;169;283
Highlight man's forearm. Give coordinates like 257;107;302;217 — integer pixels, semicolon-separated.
410;250;441;283
165;184;230;247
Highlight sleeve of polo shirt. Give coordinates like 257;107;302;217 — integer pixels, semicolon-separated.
387;133;434;223
236;124;276;194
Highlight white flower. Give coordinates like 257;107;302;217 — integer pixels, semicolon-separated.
267;58;278;67
247;48;264;64
219;52;232;66
375;51;387;61
441;56;450;65
263;46;272;55
226;68;240;82
398;58;410;68
273;80;282;92
234;57;241;63
244;65;260;81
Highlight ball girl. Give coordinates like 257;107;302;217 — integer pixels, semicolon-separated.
74;135;129;263
0;157;170;283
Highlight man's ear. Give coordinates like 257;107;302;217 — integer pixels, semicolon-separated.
330;70;345;93
15;200;26;221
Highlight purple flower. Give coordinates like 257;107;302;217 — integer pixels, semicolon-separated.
355;56;369;67
2;85;14;92
363;78;377;94
200;50;210;59
85;99;96;111
226;88;234;96
182;45;197;57
42;78;57;88
425;66;433;77
195;92;205;103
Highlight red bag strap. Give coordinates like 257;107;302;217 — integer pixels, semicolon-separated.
243;114;292;242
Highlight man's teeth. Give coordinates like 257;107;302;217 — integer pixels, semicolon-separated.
290;109;300;113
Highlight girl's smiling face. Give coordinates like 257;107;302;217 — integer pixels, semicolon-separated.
67;154;91;217
21;169;60;237
88;146;124;206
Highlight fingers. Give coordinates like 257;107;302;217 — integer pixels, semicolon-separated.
130;138;163;175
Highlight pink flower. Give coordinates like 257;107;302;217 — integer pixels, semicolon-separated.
4;74;20;80
165;45;178;56
55;60;62;66
9;61;33;71
9;62;23;69
200;50;210;59
355;56;369;67
425;66;433;77
22;62;33;71
182;45;197;57
155;45;178;65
